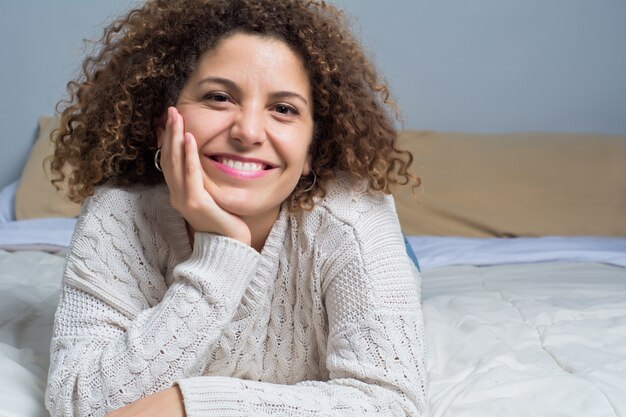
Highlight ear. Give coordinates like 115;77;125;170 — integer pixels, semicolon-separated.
302;153;312;176
154;112;167;147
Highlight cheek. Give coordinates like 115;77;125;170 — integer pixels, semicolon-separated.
178;108;231;138
274;135;312;168
270;121;314;158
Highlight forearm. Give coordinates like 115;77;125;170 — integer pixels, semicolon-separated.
176;311;425;417
46;234;260;417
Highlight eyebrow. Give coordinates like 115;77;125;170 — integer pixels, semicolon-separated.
269;91;309;107
197;76;309;106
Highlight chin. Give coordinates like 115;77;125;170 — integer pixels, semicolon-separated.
222;203;260;218
212;191;268;218
208;181;296;219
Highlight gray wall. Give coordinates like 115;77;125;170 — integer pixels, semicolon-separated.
0;0;138;189
336;0;626;134
1;0;625;189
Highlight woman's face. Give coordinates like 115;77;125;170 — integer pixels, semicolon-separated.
174;32;314;220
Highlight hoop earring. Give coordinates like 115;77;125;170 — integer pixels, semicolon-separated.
154;148;163;172
302;170;317;193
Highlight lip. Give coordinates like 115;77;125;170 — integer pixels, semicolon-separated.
206;153;277;180
207;153;277;168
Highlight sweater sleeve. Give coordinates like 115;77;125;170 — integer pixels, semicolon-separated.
45;188;261;417
176;194;427;416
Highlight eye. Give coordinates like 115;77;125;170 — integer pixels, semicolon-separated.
203;92;231;103
274;104;298;116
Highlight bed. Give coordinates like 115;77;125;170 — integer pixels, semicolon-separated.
1;119;625;416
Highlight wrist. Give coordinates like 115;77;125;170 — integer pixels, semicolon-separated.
187;219;251;247
171;385;186;417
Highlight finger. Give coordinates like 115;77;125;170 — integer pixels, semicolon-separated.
167;108;185;172
162;108;186;193
183;132;206;199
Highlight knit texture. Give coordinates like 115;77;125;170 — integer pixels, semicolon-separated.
46;175;426;416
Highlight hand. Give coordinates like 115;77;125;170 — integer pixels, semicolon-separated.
157;107;251;246
105;386;186;417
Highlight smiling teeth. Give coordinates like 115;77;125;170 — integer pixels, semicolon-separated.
218;157;265;172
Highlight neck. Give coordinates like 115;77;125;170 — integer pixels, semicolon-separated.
241;206;281;252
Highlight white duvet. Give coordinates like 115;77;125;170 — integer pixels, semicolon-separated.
1;248;625;416
423;261;626;417
0;250;65;417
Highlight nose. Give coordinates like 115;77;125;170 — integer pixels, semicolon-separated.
229;105;266;147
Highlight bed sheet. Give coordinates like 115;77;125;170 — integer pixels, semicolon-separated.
422;261;626;417
0;218;77;252
0;250;66;417
408;236;626;270
0;180;77;252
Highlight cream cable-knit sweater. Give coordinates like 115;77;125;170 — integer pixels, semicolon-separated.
45;176;426;416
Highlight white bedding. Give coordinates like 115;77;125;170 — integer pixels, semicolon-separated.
0;240;625;416
0;250;66;417
408;236;626;270
0;180;78;251
0;219;77;252
422;261;626;416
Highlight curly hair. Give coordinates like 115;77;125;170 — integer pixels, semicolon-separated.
51;0;419;209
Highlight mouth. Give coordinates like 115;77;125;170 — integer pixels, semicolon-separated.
207;154;276;178
210;155;276;171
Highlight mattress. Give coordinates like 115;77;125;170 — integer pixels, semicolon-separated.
0;238;625;416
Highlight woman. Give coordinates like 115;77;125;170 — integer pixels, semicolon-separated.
46;0;426;416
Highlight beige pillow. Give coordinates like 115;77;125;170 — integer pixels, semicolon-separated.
393;131;626;237
15;116;81;219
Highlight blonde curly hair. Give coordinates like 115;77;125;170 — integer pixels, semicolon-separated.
51;0;419;209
